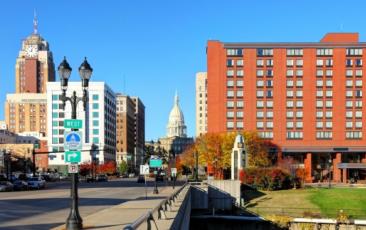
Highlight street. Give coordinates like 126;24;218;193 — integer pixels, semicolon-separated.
0;178;174;230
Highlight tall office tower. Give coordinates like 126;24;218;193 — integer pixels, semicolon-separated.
207;33;366;183
5;15;55;136
116;94;145;168
47;82;116;173
195;72;207;136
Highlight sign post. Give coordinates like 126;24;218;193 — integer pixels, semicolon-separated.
68;164;79;174
140;164;150;199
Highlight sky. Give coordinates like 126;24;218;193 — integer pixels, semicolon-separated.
1;0;366;140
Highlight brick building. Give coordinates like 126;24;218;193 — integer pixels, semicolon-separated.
207;33;366;183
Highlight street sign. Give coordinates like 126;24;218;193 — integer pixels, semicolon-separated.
64;131;82;151
171;167;177;176
64;119;82;129
149;158;162;168
68;163;79;174
140;165;150;175
65;151;81;163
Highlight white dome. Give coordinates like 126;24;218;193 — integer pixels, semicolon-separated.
166;92;187;137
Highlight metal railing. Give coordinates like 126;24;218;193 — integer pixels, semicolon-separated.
123;183;189;230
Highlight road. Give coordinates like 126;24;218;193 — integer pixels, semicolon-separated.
0;178;176;230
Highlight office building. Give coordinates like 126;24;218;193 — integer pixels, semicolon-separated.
196;72;208;136
207;33;366;183
46;82;116;173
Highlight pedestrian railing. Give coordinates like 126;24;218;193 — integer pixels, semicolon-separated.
123;183;190;230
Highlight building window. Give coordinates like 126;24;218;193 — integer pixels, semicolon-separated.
93;137;100;143
227;111;234;118
346;59;353;67
296;59;303;67
266;90;273;98
266;101;273;108
227;80;234;87
236;60;244;66
236;91;243;97
52;112;58;118
296;70;303;77
266;70;273;77
256;59;264;67
236;122;244;128
326;80;333;87
356;59;363;67
236;111;243;118
227;59;234;67
236;70;244;77
266;111;273;118
296;80;303;87
257;70;264;77
316;131;333;139
346;131;362;139
296;101;303;108
316;80;323;87
257;80;264;87
286;101;294;108
256;121;264;128
325;101;333;108
256;111;264;118
287;49;303;56
325;59;333;67
93;94;99;100
286;70;294;77
227;121;234;129
346;48;363;56
287;59;294;66
286;122;294;128
325;111;333;118
93;112;99;118
227;91;234;98
256;101;264;108
266;59;273;66
236;101;244;108
256;91;264;98
316;111;323;118
317;48;333;56
356;70;363;77
227;70;234;77
286;131;303;139
258;132;273;139
93;103;99;109
236;80;244;87
257;48;273;56
316;59;324;66
227;49;243;56
52;95;59;100
227;101;234;108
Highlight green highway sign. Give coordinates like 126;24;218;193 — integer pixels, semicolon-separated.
65;151;81;163
64;119;82;129
149;157;162;168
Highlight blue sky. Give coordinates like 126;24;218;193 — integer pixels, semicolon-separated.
0;0;366;140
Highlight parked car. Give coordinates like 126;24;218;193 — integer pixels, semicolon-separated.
27;177;46;189
13;180;28;191
0;181;13;192
137;175;145;183
96;174;108;182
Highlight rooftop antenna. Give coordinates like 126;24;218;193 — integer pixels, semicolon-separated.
33;9;38;34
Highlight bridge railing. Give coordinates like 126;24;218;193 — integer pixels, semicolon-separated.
123;182;189;230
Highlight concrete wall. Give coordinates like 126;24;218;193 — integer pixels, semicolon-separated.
207;180;241;204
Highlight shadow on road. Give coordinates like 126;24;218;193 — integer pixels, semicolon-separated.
0;222;63;230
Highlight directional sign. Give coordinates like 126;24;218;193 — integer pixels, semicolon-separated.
149;158;162;168
65;151;81;163
64;119;82;129
140;165;150;175
68;163;79;174
64;131;82;151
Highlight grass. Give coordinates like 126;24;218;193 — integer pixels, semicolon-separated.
245;188;366;219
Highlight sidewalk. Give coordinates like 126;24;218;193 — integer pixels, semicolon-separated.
52;185;180;230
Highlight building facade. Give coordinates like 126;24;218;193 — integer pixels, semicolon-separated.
207;33;366;183
115;94;145;168
46;82;116;172
196;72;208;136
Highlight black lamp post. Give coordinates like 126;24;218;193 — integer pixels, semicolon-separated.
58;57;93;230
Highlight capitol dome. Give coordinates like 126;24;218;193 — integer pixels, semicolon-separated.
167;92;187;137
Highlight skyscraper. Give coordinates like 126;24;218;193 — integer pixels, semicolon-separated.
195;72;207;136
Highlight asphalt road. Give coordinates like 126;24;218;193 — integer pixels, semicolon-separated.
0;178;176;230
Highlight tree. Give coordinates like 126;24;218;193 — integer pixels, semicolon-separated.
97;161;116;175
79;163;92;177
241;131;271;167
119;160;128;175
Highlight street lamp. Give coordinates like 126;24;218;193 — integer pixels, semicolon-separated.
58;57;93;230
328;154;332;189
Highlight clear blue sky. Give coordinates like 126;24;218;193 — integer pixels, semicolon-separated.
0;0;366;140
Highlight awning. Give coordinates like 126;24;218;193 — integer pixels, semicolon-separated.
337;163;366;169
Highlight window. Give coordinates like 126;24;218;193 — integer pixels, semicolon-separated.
316;91;324;97
346;131;362;139
316;80;323;87
346;48;363;56
346;80;353;87
227;59;234;67
256;111;264;118
316;111;323;118
257;80;264;87
346;59;353;67
325;121;333;128
287;101;294;108
236;70;244;77
257;48;273;56
236;60;244;66
52;95;59;100
325;111;333;118
317;48;333;56
316;59;324;66
93;94;99;100
256;59;264;66
325;101;333;108
355;80;362;87
316;131;332;139
266;80;273;87
266;111;273;118
296;70;303;77
286;131;303;139
287;59;294;66
52;129;58;135
236;111;244;118
236;122;244;128
356;59;363;67
93;103;99;109
346;70;353;77
356;90;363;98
316;70;324;77
266;59;273;66
296;101;303;108
266;101;273;108
227;49;243;56
355;101;363;108
52;112;58;118
316;101;323;108
356;111;362;118
286;70;294;77
296;59;303;67
346;101;353;108
256;91;264;98
286;90;294;97
266;70;273;77
286;122;294;128
52;104;58;109
287;80;294;87
52;121;58;126
296;111;303;118
346;121;353;128
266;122;273;128
346;111;353;118
93;129;99;135
93;120;99;126
316;122;323;128
227;91;234;97
256;122;264;128
258;132;273;139
326;70;333;77
257;70;264;77
325;90;333;97
287;49;303;56
266;90;273;98
296;80;303;87
325;59;333;67
236;91;243;97
227;70;234;77
296;121;303;128
237;80;244;87
227;111;234;118
227;121;234;128
52;137;58;144
93;137;100;143
256;101;264;108
227;80;234;87
296;91;303;98
93;112;99;118
227;101;234;108
356;70;363;77
326;80;333;87
236;101;244;108
286;111;294;118
356;121;362;128
346;91;353;97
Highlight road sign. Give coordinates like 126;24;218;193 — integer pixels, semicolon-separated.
171;167;177;176
68;163;79;174
64;131;82;151
149;158;162;168
64;119;82;129
140;165;150;175
65;151;81;163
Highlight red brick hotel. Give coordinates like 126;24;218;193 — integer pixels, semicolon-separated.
207;33;366;183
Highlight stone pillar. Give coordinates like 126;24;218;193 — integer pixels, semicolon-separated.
304;153;312;183
342;168;348;183
333;152;341;183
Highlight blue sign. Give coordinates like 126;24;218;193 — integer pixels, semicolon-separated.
64;131;82;151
